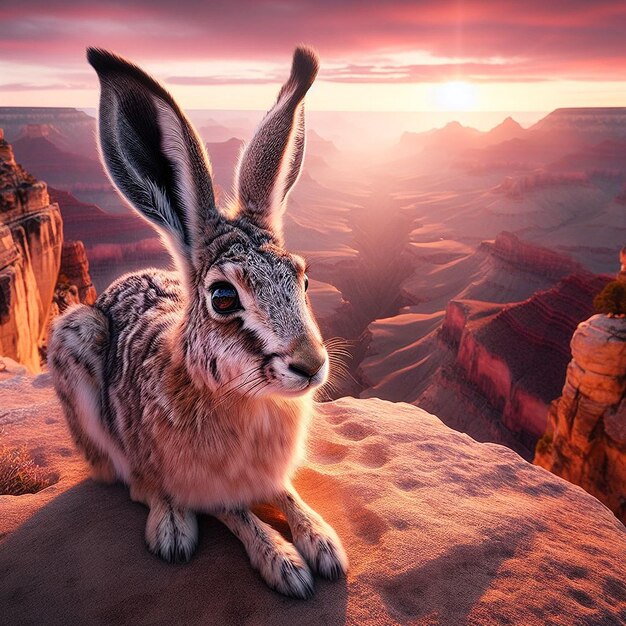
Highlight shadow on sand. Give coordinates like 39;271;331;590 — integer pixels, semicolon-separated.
0;480;348;625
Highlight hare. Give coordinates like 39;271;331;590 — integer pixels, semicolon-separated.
48;45;347;598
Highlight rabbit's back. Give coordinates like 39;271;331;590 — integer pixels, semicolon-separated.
97;268;183;385
96;269;184;329
94;269;185;452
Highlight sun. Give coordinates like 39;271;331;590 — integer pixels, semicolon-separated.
435;81;478;111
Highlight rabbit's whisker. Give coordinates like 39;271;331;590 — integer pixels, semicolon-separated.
212;373;268;412
215;365;261;395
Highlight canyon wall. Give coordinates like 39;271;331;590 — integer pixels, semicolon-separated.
52;241;97;317
0;108;97;158
428;273;612;455
482;231;585;281
534;314;626;523
0;129;96;371
0;129;63;372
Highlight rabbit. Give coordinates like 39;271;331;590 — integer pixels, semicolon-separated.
48;45;348;599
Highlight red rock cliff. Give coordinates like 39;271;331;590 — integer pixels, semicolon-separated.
52;241;97;316
534;314;626;523
441;273;612;448
0;129;63;372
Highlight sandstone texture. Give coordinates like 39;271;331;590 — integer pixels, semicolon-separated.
53;240;97;314
535;314;626;523
0;131;63;372
1;365;625;625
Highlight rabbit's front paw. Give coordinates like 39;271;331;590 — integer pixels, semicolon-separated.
254;532;314;599
145;500;198;564
293;519;348;581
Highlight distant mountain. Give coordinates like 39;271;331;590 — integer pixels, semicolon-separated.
199;120;243;143
530;107;626;143
396;117;525;161
0;107;97;158
307;129;338;155
547;140;626;175
196;115;253;143
470;108;626;169
205;137;244;191
46;188;167;292
48;188;154;246
397;121;480;156
9;130;131;214
422;121;482;153
479;116;526;146
396;108;626;174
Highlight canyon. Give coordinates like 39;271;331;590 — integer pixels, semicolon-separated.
0;129;62;372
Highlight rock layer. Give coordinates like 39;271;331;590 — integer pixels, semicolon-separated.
0;130;63;372
55;240;97;310
437;274;612;449
535;314;626;523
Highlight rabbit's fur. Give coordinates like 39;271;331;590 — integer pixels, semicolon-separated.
48;46;347;598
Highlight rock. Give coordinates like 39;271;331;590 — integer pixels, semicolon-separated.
306;278;352;338
487;231;585;282
0;131;63;372
55;241;97;310
407;273;611;460
571;315;626;375
535;314;626;523
1;372;625;625
531;107;626;143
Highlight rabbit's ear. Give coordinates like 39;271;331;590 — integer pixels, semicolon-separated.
234;46;319;238
87;48;217;271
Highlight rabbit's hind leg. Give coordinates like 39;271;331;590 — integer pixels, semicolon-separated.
215;508;314;599
49;304;129;484
274;486;348;580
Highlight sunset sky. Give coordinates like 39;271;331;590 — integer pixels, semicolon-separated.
1;1;625;112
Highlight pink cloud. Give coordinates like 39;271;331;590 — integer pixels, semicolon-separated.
1;1;626;84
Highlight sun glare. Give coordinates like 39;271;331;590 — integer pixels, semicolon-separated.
435;81;477;111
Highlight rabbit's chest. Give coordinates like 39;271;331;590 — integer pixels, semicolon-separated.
160;397;312;508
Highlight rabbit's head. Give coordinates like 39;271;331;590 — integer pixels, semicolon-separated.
89;46;328;397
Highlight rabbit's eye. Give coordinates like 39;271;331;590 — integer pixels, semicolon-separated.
304;274;309;292
211;283;241;314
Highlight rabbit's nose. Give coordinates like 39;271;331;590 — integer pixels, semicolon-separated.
288;338;326;380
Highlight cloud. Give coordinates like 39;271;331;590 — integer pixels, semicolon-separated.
1;1;626;85
166;61;553;86
0;82;90;91
167;75;282;86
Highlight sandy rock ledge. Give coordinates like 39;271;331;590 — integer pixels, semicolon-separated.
1;366;625;625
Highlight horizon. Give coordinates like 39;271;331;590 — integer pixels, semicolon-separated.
0;105;553;137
